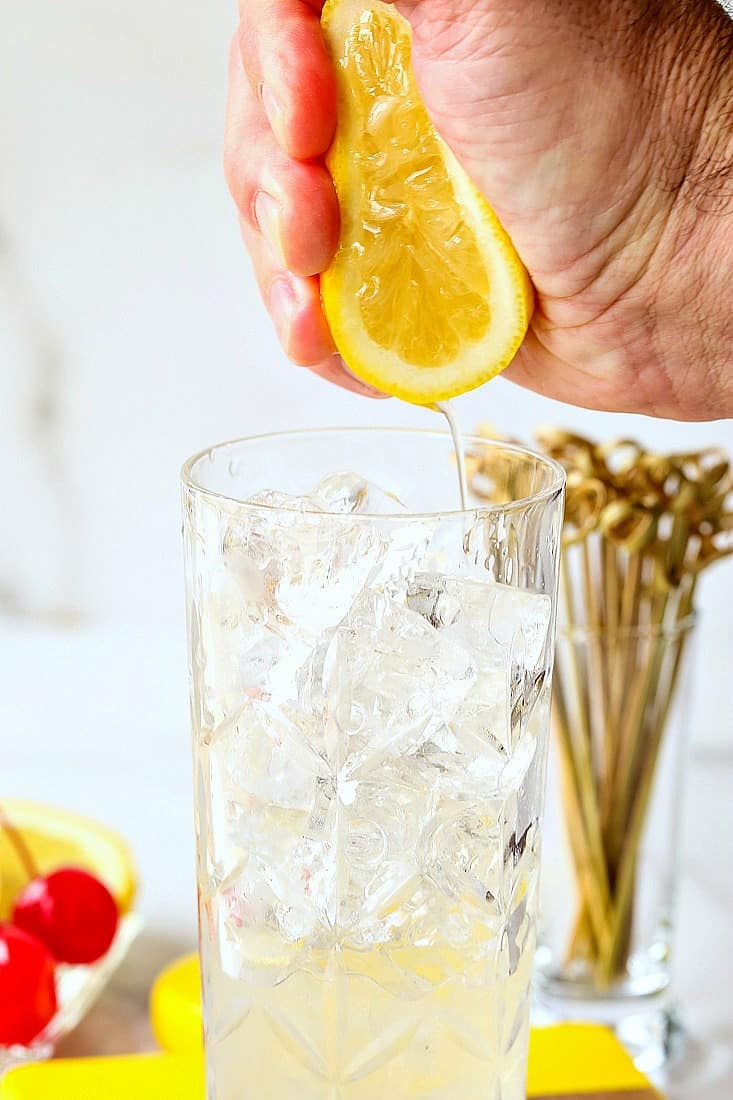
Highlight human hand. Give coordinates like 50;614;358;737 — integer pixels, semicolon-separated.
225;0;733;418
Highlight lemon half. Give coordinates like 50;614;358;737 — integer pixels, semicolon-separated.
320;0;533;404
0;800;137;919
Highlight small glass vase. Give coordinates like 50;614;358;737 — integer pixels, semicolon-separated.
536;617;696;1072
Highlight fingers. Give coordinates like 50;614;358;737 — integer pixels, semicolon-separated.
226;8;384;397
241;213;385;395
226;36;345;374
237;0;336;160
238;206;333;362
226;38;340;277
243;208;386;395
242;217;383;395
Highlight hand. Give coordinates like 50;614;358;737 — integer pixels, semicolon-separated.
225;0;733;418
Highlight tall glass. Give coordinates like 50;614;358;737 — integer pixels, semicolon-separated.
181;429;564;1100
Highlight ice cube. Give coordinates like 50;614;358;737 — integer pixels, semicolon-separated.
335;590;477;712
220;472;431;646
223;508;389;642
310;471;409;516
327;591;478;776
203;699;339;946
420;800;505;918
408;713;508;799
408;574;552;754
383;876;476;952
277;525;386;637
309;471;369;513
197;568;311;724
213;832;332;954
336;770;432;941
208;878;295;985
407;574;551;671
208;699;329;811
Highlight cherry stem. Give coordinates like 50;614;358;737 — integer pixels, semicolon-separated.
0;804;39;882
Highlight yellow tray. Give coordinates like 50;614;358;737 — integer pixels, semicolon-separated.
1;1029;655;1100
148;954;658;1096
1;952;661;1099
0;1029;659;1099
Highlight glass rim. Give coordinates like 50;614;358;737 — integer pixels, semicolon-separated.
560;612;697;642
180;426;566;520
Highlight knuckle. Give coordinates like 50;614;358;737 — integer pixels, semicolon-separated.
223;150;257;221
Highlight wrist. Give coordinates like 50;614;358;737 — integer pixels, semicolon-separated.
646;2;733;418
662;1;733;208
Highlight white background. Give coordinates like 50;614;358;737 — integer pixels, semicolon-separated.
1;2;731;1095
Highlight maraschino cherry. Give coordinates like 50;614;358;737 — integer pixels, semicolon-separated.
13;867;119;966
0;924;57;1046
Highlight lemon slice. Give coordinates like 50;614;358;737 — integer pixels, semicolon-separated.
320;0;533;404
0;800;137;918
150;954;203;1054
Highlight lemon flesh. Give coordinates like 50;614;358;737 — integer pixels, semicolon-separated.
321;0;533;404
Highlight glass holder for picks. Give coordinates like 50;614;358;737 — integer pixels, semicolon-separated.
505;428;733;1073
537;619;695;1070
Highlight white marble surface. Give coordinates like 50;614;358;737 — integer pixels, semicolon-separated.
1;1;732;1096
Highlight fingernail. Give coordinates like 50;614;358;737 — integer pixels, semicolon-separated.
260;83;287;147
268;275;296;346
253;191;285;265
